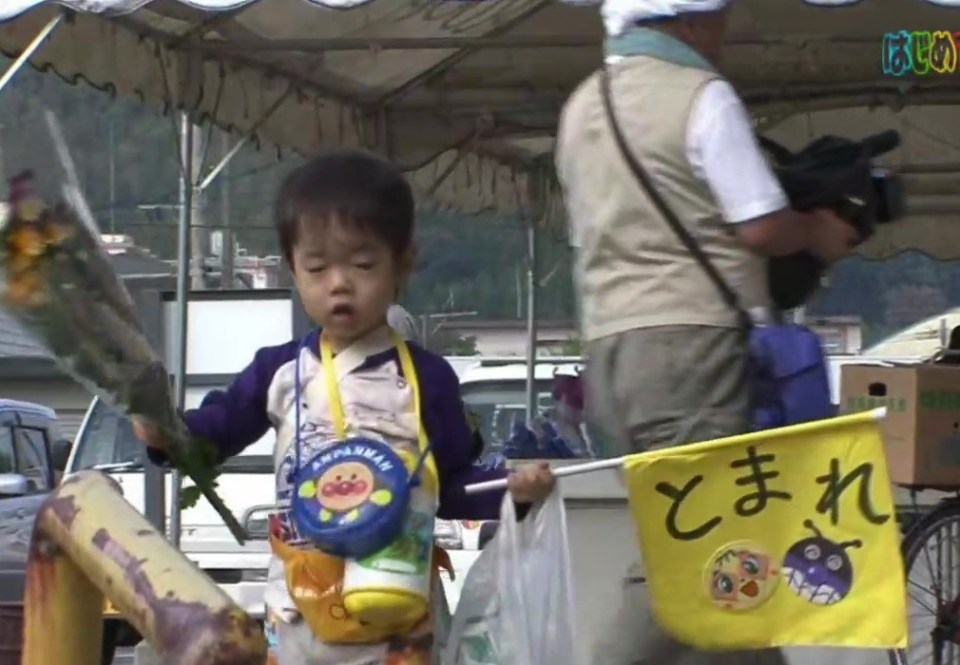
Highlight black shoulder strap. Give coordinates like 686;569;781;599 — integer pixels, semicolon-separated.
598;65;753;330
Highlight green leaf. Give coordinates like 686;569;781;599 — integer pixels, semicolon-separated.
179;485;202;510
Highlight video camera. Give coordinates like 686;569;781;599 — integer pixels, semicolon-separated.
762;130;905;311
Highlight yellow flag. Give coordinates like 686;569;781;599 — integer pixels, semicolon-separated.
622;409;906;650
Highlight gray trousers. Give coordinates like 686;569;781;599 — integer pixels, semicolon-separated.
585;325;786;665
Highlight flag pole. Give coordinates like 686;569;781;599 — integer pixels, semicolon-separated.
464;407;888;495
465;457;625;495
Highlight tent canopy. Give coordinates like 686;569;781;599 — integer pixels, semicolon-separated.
2;0;960;256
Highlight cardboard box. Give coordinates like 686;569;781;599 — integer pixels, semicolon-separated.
840;364;960;488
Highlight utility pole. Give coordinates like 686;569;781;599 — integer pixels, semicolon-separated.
220;131;234;289
189;125;206;290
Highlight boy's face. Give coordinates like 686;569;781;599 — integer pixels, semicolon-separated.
291;216;412;350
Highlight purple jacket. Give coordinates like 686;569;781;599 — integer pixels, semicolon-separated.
150;329;509;521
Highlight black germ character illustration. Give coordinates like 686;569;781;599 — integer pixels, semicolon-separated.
781;520;862;606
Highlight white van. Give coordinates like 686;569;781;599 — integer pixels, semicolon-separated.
458;356;586;451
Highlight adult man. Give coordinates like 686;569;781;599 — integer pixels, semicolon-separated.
555;0;855;663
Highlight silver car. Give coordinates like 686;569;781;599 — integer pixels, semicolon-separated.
0;399;73;664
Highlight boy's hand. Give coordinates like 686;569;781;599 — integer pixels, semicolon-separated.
132;416;167;450
507;462;556;504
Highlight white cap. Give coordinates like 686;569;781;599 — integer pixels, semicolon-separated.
603;0;733;37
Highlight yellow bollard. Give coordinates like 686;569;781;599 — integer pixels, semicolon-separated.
22;533;103;665
22;470;267;665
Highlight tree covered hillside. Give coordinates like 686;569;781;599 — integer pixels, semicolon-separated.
0;57;576;322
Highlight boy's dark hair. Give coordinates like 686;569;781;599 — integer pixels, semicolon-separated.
274;150;415;265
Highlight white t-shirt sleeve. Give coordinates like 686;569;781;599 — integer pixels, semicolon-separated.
686;80;789;224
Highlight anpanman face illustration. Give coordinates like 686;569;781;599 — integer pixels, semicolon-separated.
705;541;780;611
314;461;375;512
297;458;395;525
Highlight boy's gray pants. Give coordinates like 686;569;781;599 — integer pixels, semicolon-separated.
585;325;787;665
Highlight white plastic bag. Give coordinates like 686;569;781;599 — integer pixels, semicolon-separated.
431;578;453;665
443;490;577;665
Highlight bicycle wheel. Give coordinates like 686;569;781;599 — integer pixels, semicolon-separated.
892;500;960;665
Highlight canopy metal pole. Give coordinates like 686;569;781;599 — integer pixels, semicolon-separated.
170;112;194;547
196;86;293;193
0;14;62;96
199;134;247;192
220;131;233;289
190;126;207;290
525;221;538;425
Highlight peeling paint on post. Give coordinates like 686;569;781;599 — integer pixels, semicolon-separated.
22;534;103;665
22;470;267;665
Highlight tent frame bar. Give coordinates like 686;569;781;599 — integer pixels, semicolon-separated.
189;35;594;52
0;13;62;96
197;85;293;192
185;34;882;54
198;131;244;193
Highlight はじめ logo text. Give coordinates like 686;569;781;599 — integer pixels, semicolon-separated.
882;30;960;76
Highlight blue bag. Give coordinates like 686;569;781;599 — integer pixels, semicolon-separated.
750;323;835;430
600;65;834;431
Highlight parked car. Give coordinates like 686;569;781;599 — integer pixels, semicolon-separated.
0;399;73;665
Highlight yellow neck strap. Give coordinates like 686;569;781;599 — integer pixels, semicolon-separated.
319;329;436;482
